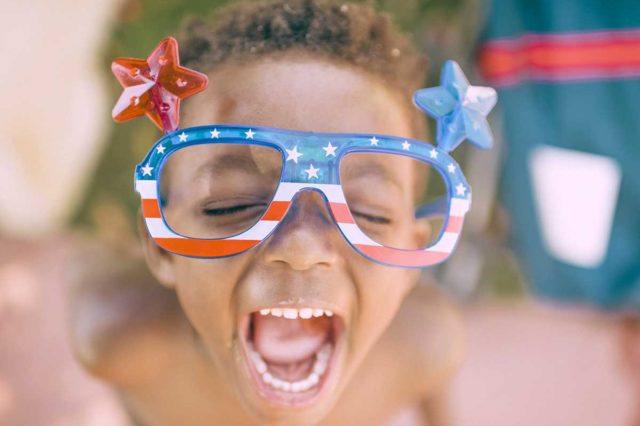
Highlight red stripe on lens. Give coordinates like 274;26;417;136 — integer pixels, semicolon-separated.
155;238;259;257
330;203;355;223
142;199;161;218
355;244;449;267
445;216;464;233
262;201;290;221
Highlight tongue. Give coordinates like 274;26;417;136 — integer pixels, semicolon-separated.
251;313;331;364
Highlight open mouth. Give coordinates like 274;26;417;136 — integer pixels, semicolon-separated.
237;306;346;407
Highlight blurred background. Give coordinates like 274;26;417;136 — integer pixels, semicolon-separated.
1;0;638;424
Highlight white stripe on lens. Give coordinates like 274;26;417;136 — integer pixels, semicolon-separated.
139;180;469;217
337;223;383;246
450;198;470;216
145;218;278;240
136;180;158;199
426;232;458;253
145;218;184;238
339;221;459;253
273;183;346;204
230;220;278;240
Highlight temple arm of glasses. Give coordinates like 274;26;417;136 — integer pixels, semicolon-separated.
414;196;448;219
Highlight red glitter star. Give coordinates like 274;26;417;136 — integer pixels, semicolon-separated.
111;37;208;133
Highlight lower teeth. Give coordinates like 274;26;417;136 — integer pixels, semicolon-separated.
248;342;332;393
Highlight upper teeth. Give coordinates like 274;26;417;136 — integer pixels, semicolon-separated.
259;307;334;319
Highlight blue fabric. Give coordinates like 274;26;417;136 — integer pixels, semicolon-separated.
480;0;640;310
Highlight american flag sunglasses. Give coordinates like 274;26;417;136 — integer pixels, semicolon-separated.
135;124;472;268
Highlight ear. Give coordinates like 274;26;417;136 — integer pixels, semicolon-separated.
137;211;177;289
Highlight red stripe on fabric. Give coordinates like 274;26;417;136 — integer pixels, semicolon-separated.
142;199;161;218
479;29;640;86
330;203;354;224
445;216;464;233
355;244;449;268
155;238;259;257
262;201;289;221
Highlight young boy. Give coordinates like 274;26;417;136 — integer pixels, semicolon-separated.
70;1;467;424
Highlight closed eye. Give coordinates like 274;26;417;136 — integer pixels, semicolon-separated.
351;210;391;224
203;203;265;216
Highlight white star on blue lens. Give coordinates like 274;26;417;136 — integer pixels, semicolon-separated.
413;60;497;153
141;164;153;176
210;129;220;138
286;146;303;163
245;129;255;139
178;132;188;142
323;142;337;157
305;164;319;179
156;144;165;154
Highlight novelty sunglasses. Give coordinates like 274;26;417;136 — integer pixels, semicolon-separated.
113;38;497;268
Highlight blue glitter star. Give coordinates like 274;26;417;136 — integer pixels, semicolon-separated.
413;60;497;153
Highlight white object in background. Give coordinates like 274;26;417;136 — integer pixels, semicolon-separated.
0;0;122;236
529;145;622;268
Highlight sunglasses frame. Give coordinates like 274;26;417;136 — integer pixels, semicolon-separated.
135;124;471;268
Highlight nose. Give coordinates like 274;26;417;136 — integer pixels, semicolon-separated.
260;189;342;270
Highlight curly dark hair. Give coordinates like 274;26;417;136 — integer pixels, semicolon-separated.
177;0;428;137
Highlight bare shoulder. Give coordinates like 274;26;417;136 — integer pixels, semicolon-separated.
67;241;183;386
380;278;466;396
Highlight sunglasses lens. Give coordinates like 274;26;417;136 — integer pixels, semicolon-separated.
340;152;449;250
159;143;283;239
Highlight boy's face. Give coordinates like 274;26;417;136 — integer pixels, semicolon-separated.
143;56;424;423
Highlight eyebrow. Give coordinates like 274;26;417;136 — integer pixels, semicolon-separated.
194;153;274;179
341;161;404;190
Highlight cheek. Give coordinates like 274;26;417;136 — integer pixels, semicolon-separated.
350;263;418;350
172;256;247;348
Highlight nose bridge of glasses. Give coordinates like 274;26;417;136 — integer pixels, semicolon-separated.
280;185;332;218
274;181;346;210
270;182;351;230
295;186;329;205
262;187;336;245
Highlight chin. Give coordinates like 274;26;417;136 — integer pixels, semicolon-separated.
230;304;350;422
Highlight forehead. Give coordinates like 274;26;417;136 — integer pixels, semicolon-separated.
170;56;419;189
181;55;414;136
